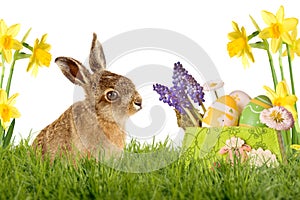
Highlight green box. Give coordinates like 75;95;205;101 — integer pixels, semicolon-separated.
182;126;285;166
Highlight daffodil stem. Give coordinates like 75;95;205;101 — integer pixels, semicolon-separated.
263;39;278;89
0;55;5;89
282;130;288;151
286;44;296;99
5;29;32;97
283;130;292;156
266;47;278;90
292;126;298;145
6;51;18;97
286;43;299;144
278;44;284;80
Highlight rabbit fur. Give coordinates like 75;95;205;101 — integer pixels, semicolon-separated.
32;33;142;161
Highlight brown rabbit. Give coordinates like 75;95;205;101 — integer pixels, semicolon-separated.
32;33;142;161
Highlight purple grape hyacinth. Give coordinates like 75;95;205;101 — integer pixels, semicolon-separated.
153;62;205;114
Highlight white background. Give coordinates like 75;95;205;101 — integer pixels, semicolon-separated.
2;0;300;144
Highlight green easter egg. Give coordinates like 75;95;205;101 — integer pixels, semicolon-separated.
239;95;272;127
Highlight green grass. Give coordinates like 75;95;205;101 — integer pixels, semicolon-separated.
1;139;300;200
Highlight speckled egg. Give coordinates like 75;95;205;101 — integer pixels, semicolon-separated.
239;95;272;127
229;90;251;114
202;95;239;127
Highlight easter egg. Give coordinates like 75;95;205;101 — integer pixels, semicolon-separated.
202;95;239;127
229;90;251;114
239;95;272;127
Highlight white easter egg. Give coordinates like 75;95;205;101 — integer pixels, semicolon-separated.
229;90;251;114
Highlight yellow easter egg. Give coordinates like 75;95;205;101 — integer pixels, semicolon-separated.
202;95;239;127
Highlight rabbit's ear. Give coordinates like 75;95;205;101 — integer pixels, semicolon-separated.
89;33;106;72
55;57;91;86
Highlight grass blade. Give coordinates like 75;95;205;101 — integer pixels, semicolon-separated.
3;119;15;148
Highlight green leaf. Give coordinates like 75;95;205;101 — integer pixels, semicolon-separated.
249;42;268;50
16;52;31;60
249;15;261;32
22;42;33;51
247;31;259;41
21;28;32;43
3;119;15;148
0;125;4;147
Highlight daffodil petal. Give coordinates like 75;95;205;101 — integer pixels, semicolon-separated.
10;106;21;118
290;50;295;60
283;18;298;32
259;28;272;39
296;39;300;56
231;21;239;32
245;47;255;63
39;43;51;51
241;54;249;68
31;65;39;77
263;85;277;103
284;105;298;120
0;90;7;104
276;81;288;98
261;10;277;25
282;50;288;56
27;59;34;72
271;38;282;53
0;19;7;35
291;29;298;40
3;49;12;63
7;93;19;105
7;24;20;37
282;32;293;45
228;32;241;40
36;49;51;66
276;80;289;97
12;39;23;50
276;6;284;23
284;95;298;106
41;34;48;43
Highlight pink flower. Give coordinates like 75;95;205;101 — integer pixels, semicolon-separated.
220;137;251;164
260;106;294;131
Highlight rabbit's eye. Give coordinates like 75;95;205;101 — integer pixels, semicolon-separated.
105;90;119;102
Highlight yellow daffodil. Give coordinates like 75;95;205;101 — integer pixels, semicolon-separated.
0;89;20;128
291;144;300;151
27;34;51;77
0;19;23;63
282;29;300;60
227;21;254;68
259;6;298;53
263;80;298;120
